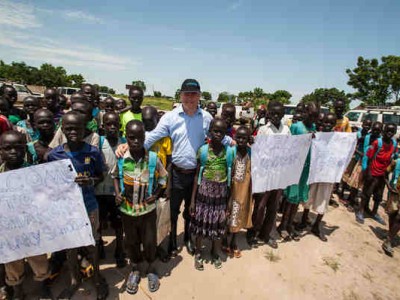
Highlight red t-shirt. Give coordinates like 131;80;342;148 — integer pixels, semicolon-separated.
0;115;12;135
367;139;396;177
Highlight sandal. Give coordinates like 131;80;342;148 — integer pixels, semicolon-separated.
211;255;222;269
147;273;160;293
266;238;278;249
233;249;242;258
222;245;233;257
382;240;394;257
289;231;301;242
126;271;140;295
194;254;204;271
311;227;327;242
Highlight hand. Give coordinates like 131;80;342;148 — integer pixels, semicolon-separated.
311;133;316;139
115;193;123;205
75;175;93;187
145;195;157;205
389;186;399;194
230;139;237;146
189;200;196;217
116;143;129;158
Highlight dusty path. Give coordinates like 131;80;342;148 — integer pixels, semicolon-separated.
24;196;400;300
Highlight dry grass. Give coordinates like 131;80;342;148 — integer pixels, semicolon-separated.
323;256;340;272
343;290;361;300
264;250;281;262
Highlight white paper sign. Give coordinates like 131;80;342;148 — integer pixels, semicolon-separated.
308;132;357;184
251;134;312;193
0;159;95;264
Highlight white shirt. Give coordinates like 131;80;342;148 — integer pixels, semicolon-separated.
257;121;291;135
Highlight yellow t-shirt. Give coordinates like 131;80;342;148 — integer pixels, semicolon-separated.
334;116;352;132
150;137;172;167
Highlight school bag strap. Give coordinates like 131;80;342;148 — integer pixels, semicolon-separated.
99;135;105;150
147;150;158;198
117;157;125;194
391;159;400;187
27;141;37;164
361;134;371;171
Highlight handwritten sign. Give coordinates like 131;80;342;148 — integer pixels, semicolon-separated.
251;134;312;193
308;132;357;184
0;159;94;264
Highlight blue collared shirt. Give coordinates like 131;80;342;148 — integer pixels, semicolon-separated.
144;105;231;169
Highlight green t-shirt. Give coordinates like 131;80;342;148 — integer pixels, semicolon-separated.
197;146;227;183
120;111;142;136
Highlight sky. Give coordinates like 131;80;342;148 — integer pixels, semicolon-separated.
0;0;399;103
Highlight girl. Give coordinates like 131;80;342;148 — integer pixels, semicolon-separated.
16;96;41;141
277;102;319;241
297;113;337;242
223;126;253;258
190;118;233;270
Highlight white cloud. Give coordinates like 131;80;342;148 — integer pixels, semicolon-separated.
0;31;136;71
228;0;243;11
63;10;103;24
0;0;41;29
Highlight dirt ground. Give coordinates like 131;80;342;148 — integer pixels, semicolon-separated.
23;194;400;300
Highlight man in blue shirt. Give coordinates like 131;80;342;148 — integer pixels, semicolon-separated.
144;79;232;257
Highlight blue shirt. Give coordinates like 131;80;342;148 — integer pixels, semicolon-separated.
144;106;232;169
47;143;105;213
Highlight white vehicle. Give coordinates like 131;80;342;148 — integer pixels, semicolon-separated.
99;92;110;101
345;107;400;136
57;87;80;99
283;104;329;124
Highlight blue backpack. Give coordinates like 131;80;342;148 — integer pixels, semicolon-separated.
390;159;400;188
117;150;158;198
27;142;38;164
362;135;397;171
197;144;249;187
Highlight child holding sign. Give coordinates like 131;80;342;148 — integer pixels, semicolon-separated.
113;120;167;294
0;131;51;300
47;111;108;300
278;102;319;241
297;113;337;242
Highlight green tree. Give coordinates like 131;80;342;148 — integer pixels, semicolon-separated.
154;91;162;97
202;91;212;101
38;63;69;87
381;55;400;103
131;80;146;93
175;89;181;100
253;87;265;99
269;90;292;104
217;92;230;102
301;88;349;109
346;56;390;105
67;74;85;88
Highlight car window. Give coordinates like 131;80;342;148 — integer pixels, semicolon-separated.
383;114;400;126
14;85;29;93
346;111;361;122
361;113;378;122
284;107;296;115
67;89;77;95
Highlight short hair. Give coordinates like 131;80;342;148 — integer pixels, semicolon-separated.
267;100;283;111
222;103;235;110
62;110;86;123
334;98;345;106
0;85;17;98
142;105;157;116
126;120;145;132
23;96;39;104
236;125;250;135
103;111;119;122
34;108;53;119
0;97;10;108
70;91;86;103
129;86;144;96
385;122;397;129
0;130;26;145
71;99;93;112
210;116;227;130
325;112;337;122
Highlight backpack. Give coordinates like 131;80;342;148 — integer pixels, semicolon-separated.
362;135;397;171
117;151;158;198
390;159;400;188
27;142;37;164
197;144;249;187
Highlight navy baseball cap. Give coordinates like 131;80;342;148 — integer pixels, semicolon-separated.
181;79;201;93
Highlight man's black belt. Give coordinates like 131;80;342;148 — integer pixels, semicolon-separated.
172;164;196;174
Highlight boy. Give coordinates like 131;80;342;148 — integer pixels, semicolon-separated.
383;159;400;256
0;85;26;124
1;131;51;299
221;103;236;137
0;98;13;135
120;86;143;136
206;102;217;118
95;112;126;268
44;88;64;125
251;105;266;135
297;113;337;242
115;98;127;112
27;109;55;164
333;99;351;133
113;120;167;294
47;112;108;299
356;123;397;224
251;101;291;248
142;106;172;261
16;96;41;142
49;100;100;148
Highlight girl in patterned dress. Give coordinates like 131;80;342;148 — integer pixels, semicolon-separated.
190;118;230;270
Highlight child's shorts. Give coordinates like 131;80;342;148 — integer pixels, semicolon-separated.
5;254;49;286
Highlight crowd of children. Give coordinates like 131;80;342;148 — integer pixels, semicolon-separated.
0;82;399;300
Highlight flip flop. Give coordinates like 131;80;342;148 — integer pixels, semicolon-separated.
233;249;242;258
382;241;394;257
126;271;140;295
194;254;204;271
147;273;160;293
212;255;222;269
